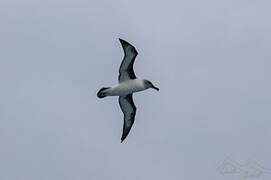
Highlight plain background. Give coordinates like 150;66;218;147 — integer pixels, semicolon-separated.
0;0;271;179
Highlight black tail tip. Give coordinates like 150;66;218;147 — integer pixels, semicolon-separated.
97;93;106;98
97;87;110;99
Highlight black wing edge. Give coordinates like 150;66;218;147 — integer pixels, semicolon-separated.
119;94;137;143
119;38;138;55
121;113;136;143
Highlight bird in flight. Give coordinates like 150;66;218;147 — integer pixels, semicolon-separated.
97;39;159;142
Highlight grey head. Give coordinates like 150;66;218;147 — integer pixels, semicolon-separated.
143;79;159;91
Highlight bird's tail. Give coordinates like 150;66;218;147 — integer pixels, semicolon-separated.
97;87;110;98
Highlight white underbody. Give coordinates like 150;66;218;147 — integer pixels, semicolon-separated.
105;78;147;96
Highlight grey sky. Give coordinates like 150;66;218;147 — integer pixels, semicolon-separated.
1;0;271;179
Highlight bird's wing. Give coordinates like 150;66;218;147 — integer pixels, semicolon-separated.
119;94;137;142
118;39;138;83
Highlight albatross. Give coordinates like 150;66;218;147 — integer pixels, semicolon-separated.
97;39;159;142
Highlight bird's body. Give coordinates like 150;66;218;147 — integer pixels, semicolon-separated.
102;79;146;96
97;39;159;142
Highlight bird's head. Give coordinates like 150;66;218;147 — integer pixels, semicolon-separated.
143;80;159;91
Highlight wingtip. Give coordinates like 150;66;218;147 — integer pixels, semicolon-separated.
119;38;127;46
118;38;138;55
121;135;126;143
119;38;132;46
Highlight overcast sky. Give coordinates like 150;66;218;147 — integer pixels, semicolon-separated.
1;0;271;179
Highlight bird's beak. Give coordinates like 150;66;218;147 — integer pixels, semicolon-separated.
151;85;159;91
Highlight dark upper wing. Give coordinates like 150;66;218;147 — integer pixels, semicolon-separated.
118;94;137;142
118;39;138;83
